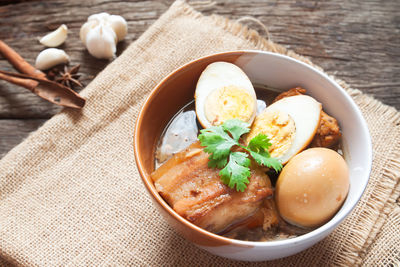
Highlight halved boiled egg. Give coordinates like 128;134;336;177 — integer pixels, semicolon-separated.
195;62;257;128
246;95;321;164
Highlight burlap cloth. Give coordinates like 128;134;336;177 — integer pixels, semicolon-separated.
0;1;399;266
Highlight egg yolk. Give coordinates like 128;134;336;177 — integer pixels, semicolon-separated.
204;85;255;126
246;110;295;158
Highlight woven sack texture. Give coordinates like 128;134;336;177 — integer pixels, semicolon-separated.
0;1;399;266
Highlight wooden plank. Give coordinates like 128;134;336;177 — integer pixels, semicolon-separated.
0;0;398;118
0;0;172;118
207;0;400;109
0;0;398;159
0;119;45;158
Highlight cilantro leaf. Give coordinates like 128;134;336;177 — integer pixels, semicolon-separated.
248;133;272;152
249;150;282;172
198;126;236;160
208;157;228;169
247;134;282;172
222;119;250;141
198;119;283;192
219;152;250;192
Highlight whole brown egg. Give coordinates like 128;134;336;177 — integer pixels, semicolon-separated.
275;147;349;228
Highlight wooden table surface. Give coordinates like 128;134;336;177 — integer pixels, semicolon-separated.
0;0;399;159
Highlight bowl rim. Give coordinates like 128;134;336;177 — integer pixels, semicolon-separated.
134;50;373;247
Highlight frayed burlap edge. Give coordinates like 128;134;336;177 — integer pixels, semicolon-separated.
363;207;400;265
177;0;400;265
345;90;400;265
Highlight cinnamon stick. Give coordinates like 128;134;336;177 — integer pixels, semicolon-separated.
0;70;85;109
0;40;85;108
0;40;46;79
0;72;37;90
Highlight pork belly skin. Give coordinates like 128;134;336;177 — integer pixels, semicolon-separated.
151;142;274;233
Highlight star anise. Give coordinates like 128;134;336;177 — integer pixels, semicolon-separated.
55;64;83;89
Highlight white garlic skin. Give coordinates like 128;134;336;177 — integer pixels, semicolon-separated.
35;48;70;70
39;24;68;47
108;15;127;41
80;20;98;46
80;12;127;59
85;24;117;59
88;12;110;22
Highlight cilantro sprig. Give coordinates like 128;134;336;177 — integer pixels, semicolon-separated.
198;119;282;192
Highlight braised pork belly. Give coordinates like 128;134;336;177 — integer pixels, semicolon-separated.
151;141;276;234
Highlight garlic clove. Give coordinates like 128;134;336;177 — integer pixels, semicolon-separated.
35;48;70;70
39;24;68;47
108;15;127;41
80;20;98;46
85;24;117;59
88;12;110;22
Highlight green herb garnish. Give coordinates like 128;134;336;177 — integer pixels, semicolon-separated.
198;119;282;192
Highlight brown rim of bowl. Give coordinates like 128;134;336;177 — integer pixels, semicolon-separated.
134;51;247;247
134;50;372;247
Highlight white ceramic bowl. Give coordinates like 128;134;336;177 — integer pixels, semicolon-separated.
134;50;372;261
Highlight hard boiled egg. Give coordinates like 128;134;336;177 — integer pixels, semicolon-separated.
195;62;257;128
275;148;349;228
246;95;321;164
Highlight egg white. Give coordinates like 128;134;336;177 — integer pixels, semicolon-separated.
195;62;257;128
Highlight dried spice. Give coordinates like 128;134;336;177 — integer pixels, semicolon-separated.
0;40;85;108
54;64;83;89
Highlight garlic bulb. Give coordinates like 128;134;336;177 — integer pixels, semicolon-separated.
35;48;70;70
39;24;68;47
80;12;127;59
108;15;127;42
85;24;117;59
